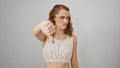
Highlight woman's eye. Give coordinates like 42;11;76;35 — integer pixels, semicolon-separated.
66;17;69;19
60;17;64;19
60;16;70;20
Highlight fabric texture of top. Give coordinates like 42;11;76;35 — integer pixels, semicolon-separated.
43;36;73;63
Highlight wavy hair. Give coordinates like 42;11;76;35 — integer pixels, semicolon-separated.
48;4;73;37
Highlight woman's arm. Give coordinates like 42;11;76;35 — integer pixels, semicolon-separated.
32;23;47;45
71;35;79;68
32;21;56;45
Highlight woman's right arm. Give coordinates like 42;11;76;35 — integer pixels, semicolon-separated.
32;23;47;44
32;20;56;45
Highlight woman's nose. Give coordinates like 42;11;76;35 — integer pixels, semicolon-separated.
63;18;67;23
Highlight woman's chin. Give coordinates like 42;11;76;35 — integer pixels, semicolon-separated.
58;26;67;30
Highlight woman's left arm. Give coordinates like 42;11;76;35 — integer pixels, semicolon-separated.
71;35;79;68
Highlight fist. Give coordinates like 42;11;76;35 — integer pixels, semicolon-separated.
40;20;56;43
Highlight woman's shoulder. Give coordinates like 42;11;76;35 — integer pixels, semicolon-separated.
72;34;77;41
72;34;78;48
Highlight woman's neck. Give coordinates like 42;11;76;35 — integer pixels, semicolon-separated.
54;27;65;36
53;27;67;40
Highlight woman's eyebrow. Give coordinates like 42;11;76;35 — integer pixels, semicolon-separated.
60;16;70;18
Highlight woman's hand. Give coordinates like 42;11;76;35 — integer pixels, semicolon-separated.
40;20;56;43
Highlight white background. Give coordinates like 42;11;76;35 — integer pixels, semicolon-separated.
0;0;120;68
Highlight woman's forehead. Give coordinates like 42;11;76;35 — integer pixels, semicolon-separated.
56;9;70;17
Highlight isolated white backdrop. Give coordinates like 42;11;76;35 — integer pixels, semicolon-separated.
0;0;120;68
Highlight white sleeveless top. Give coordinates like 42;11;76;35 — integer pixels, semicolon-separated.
43;36;73;63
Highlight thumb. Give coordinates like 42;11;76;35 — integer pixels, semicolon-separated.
49;36;55;43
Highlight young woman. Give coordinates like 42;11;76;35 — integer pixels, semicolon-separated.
32;4;79;68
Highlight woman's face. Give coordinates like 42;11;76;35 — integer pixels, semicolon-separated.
54;9;70;30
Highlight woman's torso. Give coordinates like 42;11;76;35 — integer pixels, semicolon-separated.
45;62;69;68
43;35;73;68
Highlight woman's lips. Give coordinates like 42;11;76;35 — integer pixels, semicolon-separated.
63;23;67;26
